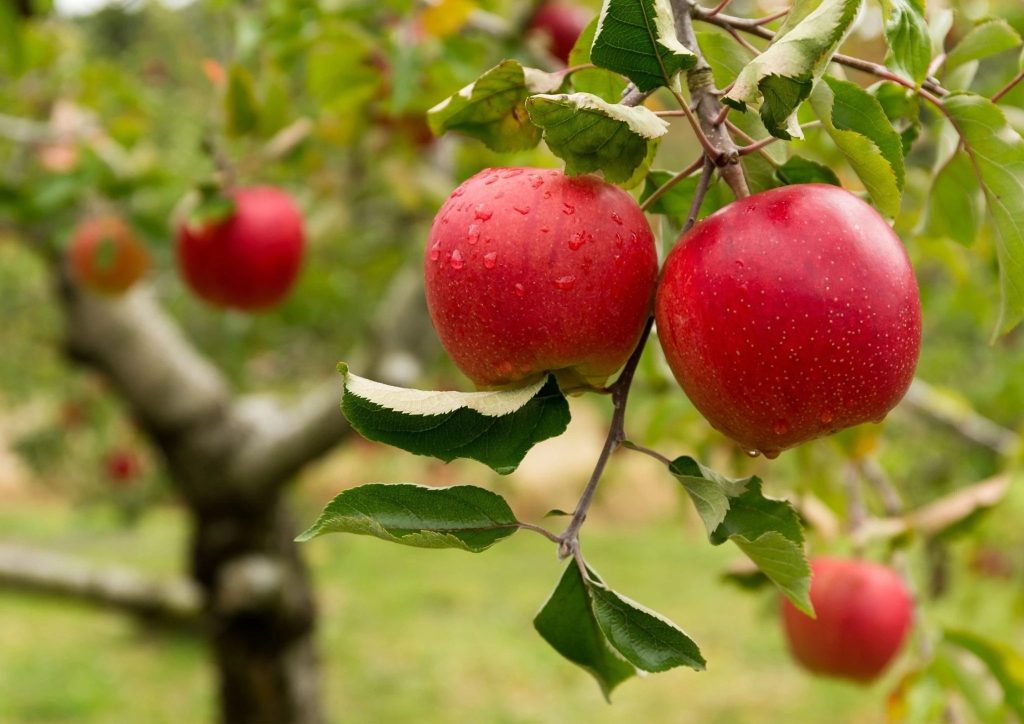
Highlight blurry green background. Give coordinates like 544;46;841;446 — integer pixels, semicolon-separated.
1;0;1024;721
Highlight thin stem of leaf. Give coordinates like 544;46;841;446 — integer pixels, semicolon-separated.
560;63;597;77
713;105;729;126
752;8;788;26
704;0;730;17
639;154;704;212
992;68;1024;104
515;521;563;543
621;440;673;466
671;89;725;162
724;25;761;56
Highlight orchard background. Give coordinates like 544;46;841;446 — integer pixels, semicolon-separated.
1;0;1024;722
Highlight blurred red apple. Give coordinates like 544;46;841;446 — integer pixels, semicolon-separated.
655;184;921;458
104;449;142;486
424;167;657;389
781;557;913;682
528;2;591;65
69;214;149;295
176;186;305;312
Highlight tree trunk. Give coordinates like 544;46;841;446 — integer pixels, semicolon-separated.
191;501;323;724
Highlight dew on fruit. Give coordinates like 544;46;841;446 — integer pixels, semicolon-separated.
513;205;531;215
428;242;441;261
474;205;493;221
483;252;497;269
529;174;544;188
543;190;552;199
513;283;526;297
568;230;590;250
452;186;466;195
762;449;781;460
554;275;576;290
450;249;464;270
744;449;760;458
483;175;499;185
467;223;481;244
540;225;551;233
562;202;575;215
610;212;623;225
500;168;524;178
614;234;624;248
773;420;789;436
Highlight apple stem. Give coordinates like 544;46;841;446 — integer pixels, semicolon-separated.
556;317;654;559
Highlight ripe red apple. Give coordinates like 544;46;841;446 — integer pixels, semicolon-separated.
69;214;149;295
781;557;913;682
655;184;921;458
104;449;142;487
176;186;305;311
528;2;591;65
424;167;657;390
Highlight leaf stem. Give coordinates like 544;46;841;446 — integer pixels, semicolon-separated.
516;521;563;543
621;440;673;466
638;154;704;212
736;120;820;155
992;68;1024;104
703;0;731;18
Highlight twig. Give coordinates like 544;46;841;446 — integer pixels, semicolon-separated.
556;319;654;558
901;378;1019;456
685;158;715;229
725;120;780;168
639;154;704;212
703;0;730;17
621;440;673;466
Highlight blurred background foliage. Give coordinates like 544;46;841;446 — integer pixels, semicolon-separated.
1;0;1023;721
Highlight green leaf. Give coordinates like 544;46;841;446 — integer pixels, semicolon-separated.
943;629;1024;719
639;170;731;224
187;186;236;229
669;456;812;615
944;93;1024;337
339;365;570;474
922;153;980;246
871;81;921;155
526;93;668;183
534;563;636;700
296;484;518;551
879;0;931;84
696;30;750;88
568;17;626;103
946;19;1022;73
775;155;841;186
724;0;862;139
589;581;705;673
225;64;260;136
427;60;563;152
590;0;696;92
809;75;905;217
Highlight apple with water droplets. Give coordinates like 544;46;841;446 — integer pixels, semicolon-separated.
781;557;913;682
69;214;149;295
655;184;921;458
424;167;658;390
176;186;305;312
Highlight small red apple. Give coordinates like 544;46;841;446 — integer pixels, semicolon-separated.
176;186;305;311
104;449;142;487
69;215;149;295
655;184;921;458
781;557;913;682
424;167;657;389
528;2;591;65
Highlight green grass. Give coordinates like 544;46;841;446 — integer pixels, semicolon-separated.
3;500;982;724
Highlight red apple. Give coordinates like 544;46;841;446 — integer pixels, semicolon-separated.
69;214;149;295
104;449;142;486
424;167;657;389
528;2;591;65
781;557;913;682
176;186;305;311
655;184;921;458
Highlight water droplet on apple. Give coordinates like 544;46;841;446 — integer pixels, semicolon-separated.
453;186;466;195
762;449;781;460
474;205;493;221
744;449;760;458
543;190;552;199
614;234;624;248
540;226;551;233
513;205;530;215
819;410;835;425
773;420;789;436
568;231;587;250
483;175;498;185
562;202;575;215
467;224;481;244
450;249;464;270
529;174;544;188
610;212;623;225
483;252;497;269
554;275;576;290
500;168;523;178
513;283;526;297
428;242;441;261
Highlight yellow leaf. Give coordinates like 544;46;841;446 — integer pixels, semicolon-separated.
420;0;476;38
